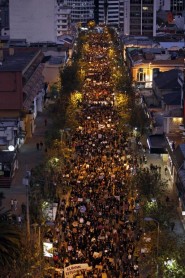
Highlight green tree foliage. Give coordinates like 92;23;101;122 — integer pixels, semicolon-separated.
143;200;175;227
60;63;82;95
65;91;82;131
0;223;21;267
129;104;149;134
73;31;87;61
132;169;167;201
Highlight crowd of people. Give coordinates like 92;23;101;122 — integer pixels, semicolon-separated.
45;28;143;278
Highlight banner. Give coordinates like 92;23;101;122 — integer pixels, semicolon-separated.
64;263;89;278
43;242;53;258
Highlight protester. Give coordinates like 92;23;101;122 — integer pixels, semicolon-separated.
45;28;141;277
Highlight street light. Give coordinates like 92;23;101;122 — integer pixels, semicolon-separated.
144;217;160;277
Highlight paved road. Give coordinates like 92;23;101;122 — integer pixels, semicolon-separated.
1;107;184;236
1;108;52;215
135;137;185;236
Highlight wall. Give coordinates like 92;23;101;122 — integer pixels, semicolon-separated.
9;0;56;43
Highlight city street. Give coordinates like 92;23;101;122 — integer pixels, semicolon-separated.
1;27;184;278
44;27;144;277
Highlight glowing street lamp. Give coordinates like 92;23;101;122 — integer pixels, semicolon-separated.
8;145;15;151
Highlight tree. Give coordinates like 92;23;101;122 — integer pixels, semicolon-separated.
60;63;82;95
65;91;82;131
0;223;21;267
132;169;167;201
129;105;150;135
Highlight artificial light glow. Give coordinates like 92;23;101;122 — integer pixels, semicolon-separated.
8;145;15;151
164;259;176;267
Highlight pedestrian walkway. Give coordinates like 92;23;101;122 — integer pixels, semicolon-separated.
142;150;185;236
1;107;52;215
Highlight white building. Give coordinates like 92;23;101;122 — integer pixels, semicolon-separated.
9;0;56;43
156;0;171;11
9;0;72;44
64;0;94;24
56;5;71;37
98;0;124;29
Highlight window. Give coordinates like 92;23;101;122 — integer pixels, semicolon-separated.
137;68;146;82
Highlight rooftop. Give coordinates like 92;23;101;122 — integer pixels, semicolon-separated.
147;134;167;154
127;47;184;65
154;69;182;90
162;92;181;106
0;50;39;72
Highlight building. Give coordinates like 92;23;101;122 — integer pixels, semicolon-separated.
97;0;124;29
156;0;185;13
171;0;185;14
64;0;94;24
124;0;157;37
126;46;185;88
0;47;45;141
56;4;71;37
9;0;56;44
97;0;157;36
9;0;74;45
0;0;9;34
0;47;45;187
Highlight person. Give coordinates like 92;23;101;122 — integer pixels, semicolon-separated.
40;141;43;150
17;215;22;225
164;166;168;175
36;142;40;150
170;222;175;231
13;199;18;211
172;141;175;150
21;202;26;215
44;118;47;126
10;199;14;210
166;196;170;203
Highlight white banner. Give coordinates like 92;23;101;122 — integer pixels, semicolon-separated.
43;242;53;258
64;263;89;278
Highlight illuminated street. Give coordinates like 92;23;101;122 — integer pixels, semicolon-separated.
44;27;141;278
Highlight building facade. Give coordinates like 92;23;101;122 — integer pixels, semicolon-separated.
64;0;94;24
0;48;45;141
9;0;74;44
0;47;45;187
56;5;71;37
96;0;157;35
124;0;157;36
0;0;9;33
9;0;56;44
98;0;124;29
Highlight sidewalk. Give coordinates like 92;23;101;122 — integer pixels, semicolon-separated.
143;151;185;236
1;107;52;215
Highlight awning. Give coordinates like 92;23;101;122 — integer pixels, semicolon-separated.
147;134;167;154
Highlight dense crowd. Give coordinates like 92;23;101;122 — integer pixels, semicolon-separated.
45;28;143;278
